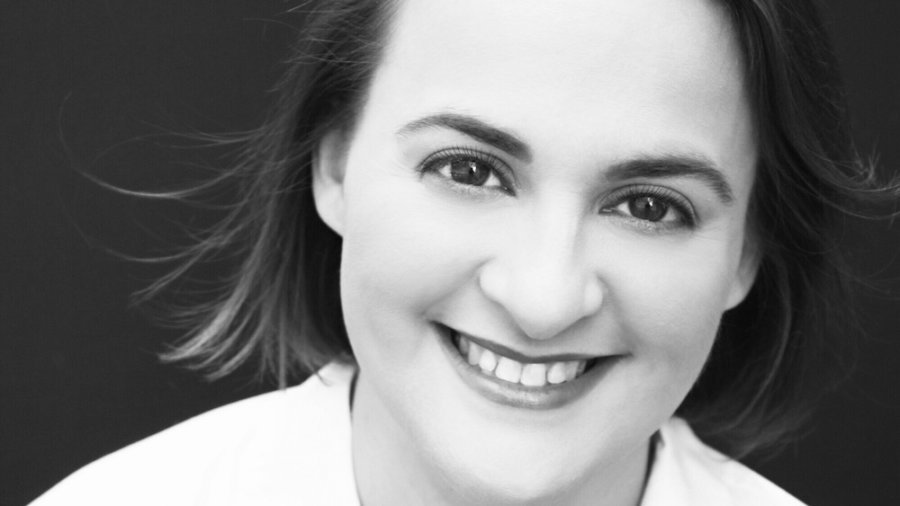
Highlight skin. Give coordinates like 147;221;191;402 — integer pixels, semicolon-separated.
313;0;759;504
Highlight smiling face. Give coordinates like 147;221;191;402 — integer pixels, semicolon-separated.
312;0;759;503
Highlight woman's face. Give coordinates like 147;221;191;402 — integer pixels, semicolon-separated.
314;0;758;502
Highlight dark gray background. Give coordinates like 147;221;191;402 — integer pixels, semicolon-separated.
2;1;898;504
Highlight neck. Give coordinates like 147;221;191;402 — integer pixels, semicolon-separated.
350;373;651;506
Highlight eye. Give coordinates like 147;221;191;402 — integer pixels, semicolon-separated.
420;147;512;193
603;185;696;229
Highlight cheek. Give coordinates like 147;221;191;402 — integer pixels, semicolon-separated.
601;232;738;379
337;173;485;358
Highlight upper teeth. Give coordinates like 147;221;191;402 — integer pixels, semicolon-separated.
456;333;588;387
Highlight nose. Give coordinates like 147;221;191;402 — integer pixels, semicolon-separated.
478;208;603;341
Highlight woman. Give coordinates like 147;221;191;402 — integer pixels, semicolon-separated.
32;0;895;504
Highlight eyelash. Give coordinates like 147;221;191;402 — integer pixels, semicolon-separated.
418;148;697;230
601;184;697;230
418;146;514;195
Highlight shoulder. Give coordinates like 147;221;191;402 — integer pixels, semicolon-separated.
31;363;358;506
641;418;805;506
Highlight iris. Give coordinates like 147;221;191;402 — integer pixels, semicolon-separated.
449;157;492;186
628;195;669;222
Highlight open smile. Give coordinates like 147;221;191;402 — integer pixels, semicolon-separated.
454;331;596;386
436;324;619;410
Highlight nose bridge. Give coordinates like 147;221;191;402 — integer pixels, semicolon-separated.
529;203;582;285
480;201;602;340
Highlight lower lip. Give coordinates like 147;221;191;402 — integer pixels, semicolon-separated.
436;325;617;410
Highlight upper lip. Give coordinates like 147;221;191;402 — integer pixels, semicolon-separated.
445;325;603;364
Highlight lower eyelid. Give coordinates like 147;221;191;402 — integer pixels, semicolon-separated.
423;168;507;200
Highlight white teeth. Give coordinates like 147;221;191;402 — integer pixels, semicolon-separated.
478;348;498;373
453;333;592;387
459;336;470;355
546;361;568;384
564;361;579;381
494;357;523;383
520;363;548;387
467;341;482;366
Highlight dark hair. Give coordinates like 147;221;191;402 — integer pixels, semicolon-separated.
151;0;895;459
677;0;894;458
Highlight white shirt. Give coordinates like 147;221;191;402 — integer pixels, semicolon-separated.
32;362;804;505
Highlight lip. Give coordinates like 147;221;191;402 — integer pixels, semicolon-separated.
457;330;598;364
436;324;619;410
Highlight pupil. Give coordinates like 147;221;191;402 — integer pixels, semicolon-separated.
449;158;490;186
629;196;668;222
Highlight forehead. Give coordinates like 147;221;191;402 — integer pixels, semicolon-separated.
365;0;754;175
384;0;737;75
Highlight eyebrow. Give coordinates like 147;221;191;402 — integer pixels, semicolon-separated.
397;113;533;162
606;154;736;204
